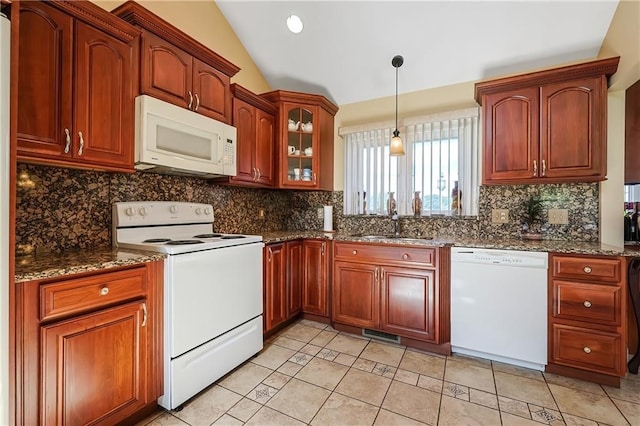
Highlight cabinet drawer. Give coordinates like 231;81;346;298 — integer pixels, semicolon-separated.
551;324;622;376
334;242;435;267
552;280;621;326
552;256;621;283
40;267;147;322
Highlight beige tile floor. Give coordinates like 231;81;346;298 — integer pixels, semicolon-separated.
137;319;640;426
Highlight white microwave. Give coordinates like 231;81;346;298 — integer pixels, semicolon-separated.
135;95;237;178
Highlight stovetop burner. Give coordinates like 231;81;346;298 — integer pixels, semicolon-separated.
221;235;246;239
193;233;223;238
143;238;172;243
166;240;204;245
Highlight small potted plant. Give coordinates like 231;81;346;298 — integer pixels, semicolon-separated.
522;195;544;240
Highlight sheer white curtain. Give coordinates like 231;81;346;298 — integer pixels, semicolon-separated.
342;107;479;216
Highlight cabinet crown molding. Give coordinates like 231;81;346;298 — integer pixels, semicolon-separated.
231;84;277;115
112;0;240;78
261;90;339;115
48;0;141;42
475;56;620;104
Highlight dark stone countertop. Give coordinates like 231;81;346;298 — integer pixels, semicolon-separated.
261;231;640;257
15;248;166;283
16;233;638;282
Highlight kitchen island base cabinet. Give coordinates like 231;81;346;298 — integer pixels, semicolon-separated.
332;242;450;353
14;261;164;425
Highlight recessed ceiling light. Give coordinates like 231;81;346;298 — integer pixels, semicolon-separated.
286;14;303;34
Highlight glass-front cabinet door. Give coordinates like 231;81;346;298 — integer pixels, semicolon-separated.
283;103;319;187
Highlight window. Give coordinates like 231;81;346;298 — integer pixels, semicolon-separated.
342;108;479;216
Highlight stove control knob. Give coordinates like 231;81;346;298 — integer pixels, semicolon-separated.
170;205;179;214
125;207;136;216
195;208;203;215
139;207;148;216
204;207;212;216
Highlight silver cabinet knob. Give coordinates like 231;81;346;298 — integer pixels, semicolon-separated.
100;287;109;296
583;300;592;308
352;250;357;255
583;266;592;273
583;347;591;354
402;254;409;260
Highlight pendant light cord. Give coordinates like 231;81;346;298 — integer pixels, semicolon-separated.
395;65;398;131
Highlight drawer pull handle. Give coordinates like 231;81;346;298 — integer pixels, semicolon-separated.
352;250;357;255
583;300;592;308
583;346;591;354
99;287;109;296
402;254;409;260
583;266;592;273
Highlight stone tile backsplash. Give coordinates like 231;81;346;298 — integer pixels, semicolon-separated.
15;164;599;255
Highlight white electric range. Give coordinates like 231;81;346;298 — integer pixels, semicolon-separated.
113;201;264;410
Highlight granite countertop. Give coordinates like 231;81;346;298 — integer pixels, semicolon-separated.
15;248;166;283
16;233;638;282
261;231;640;257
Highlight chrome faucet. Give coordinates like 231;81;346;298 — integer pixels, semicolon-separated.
391;210;400;237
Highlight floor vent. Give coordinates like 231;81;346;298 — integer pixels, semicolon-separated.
362;328;401;344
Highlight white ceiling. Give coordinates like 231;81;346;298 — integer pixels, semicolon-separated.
216;1;619;106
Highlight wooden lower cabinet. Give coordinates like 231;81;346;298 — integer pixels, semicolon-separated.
332;242;449;350
302;239;330;317
41;302;149;425
547;253;627;386
264;243;287;332
381;266;435;341
287;240;303;316
15;261;164;425
264;241;304;333
333;261;379;329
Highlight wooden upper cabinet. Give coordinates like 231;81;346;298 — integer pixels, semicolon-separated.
141;32;193;107
476;57;619;185
218;84;277;188
541;77;605;179
17;0;139;172
113;1;239;124
261;90;338;190
73;22;135;168
192;59;232;123
17;1;73;159
255;109;276;186
233;98;257;184
482;88;539;182
625;79;640;184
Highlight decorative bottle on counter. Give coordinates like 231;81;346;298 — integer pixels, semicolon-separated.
362;191;367;215
451;181;462;214
387;192;396;215
412;191;422;216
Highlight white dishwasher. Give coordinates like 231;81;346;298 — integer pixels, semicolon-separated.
451;247;548;371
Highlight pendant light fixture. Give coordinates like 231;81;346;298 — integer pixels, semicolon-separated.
390;54;405;156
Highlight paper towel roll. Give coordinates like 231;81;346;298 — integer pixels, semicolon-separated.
323;205;333;232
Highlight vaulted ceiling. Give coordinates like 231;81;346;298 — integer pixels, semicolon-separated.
216;1;619;105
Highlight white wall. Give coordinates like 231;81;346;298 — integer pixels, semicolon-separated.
600;91;625;247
